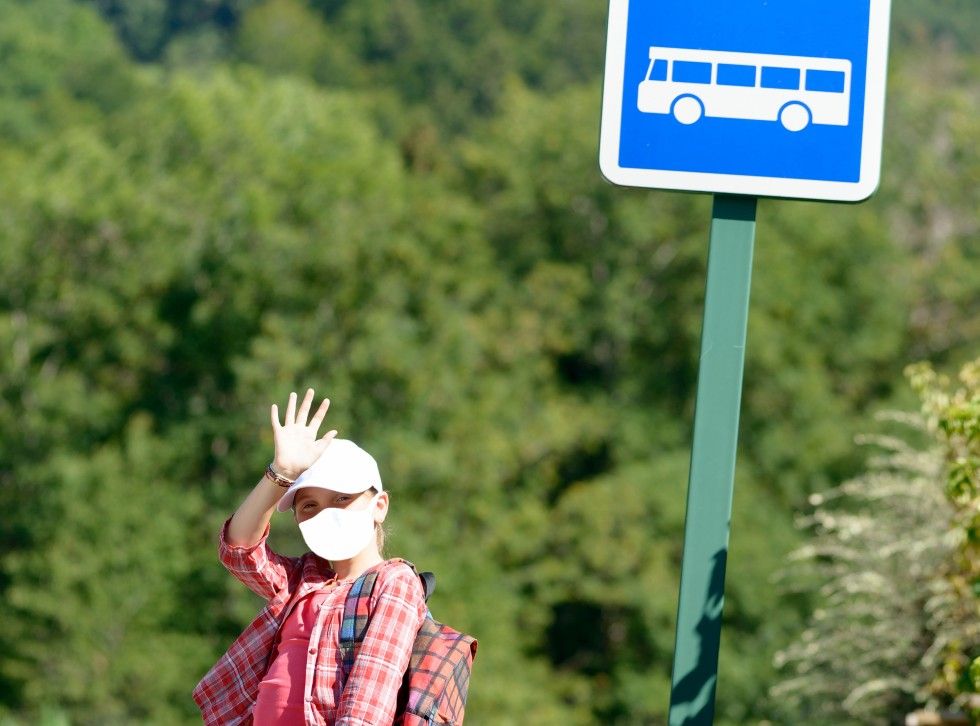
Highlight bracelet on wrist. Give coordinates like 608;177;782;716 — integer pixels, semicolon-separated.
265;463;295;489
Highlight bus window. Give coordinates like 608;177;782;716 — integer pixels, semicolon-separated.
672;61;712;84
760;66;800;90
717;63;756;87
648;59;668;81
805;69;846;93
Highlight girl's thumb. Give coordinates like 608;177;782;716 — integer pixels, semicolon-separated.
316;431;338;453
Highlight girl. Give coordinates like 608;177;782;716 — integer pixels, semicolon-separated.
194;389;427;725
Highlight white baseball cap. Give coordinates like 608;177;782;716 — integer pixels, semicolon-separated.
276;439;383;512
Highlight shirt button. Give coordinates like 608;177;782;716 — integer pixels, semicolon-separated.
308;647;316;655
305;695;313;702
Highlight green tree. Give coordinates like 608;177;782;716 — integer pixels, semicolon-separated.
77;0;259;60
0;0;137;145
236;0;335;80
877;44;980;367
907;360;980;711
1;421;210;723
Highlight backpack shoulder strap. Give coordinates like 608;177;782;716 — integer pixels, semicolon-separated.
339;569;379;673
338;560;434;672
418;571;436;602
383;558;436;603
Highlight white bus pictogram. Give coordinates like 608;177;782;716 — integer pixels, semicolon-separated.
637;46;852;131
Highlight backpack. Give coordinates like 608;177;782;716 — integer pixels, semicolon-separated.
340;560;477;725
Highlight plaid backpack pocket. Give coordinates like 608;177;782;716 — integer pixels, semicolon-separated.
397;616;477;725
341;561;477;726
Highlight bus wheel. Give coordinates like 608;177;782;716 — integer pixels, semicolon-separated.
671;95;703;125
779;102;811;132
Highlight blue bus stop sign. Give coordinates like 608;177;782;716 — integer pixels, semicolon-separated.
599;0;892;201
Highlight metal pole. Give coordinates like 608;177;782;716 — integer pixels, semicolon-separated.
668;194;757;726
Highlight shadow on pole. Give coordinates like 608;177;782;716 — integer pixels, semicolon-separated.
669;548;729;725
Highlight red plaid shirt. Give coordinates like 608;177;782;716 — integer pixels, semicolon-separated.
193;520;426;725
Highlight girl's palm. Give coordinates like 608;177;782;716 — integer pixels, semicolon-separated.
271;389;337;479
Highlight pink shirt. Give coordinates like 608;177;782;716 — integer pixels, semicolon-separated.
253;590;328;724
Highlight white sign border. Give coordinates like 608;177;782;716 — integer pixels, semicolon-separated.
598;0;892;202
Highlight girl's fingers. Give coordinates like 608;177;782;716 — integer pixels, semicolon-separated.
296;388;314;426
284;391;297;426
270;404;282;430
308;398;330;433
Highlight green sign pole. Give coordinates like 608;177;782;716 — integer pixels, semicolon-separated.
667;194;757;726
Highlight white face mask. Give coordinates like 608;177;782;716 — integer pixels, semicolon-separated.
297;494;379;561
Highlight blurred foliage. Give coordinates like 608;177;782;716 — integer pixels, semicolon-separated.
892;0;980;55
772;359;980;724
908;360;980;713
0;0;975;723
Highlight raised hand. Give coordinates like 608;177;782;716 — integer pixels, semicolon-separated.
270;389;337;480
